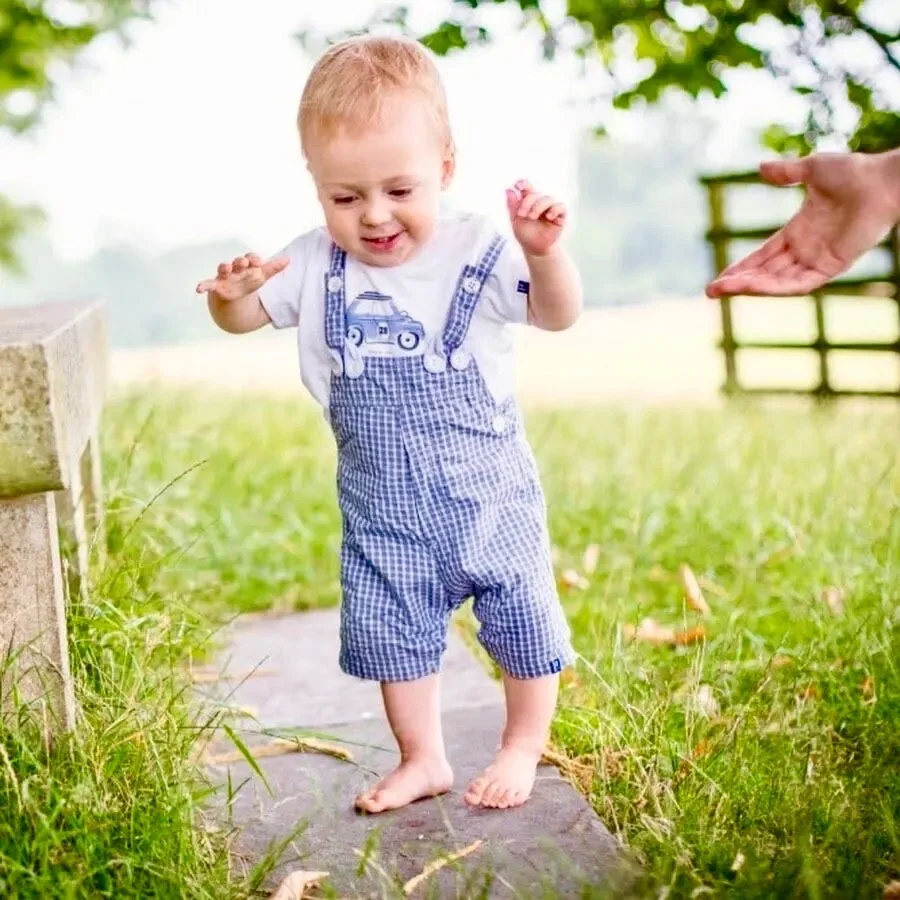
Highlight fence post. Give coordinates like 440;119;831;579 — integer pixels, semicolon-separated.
706;181;738;395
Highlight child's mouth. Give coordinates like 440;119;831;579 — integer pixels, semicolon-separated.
362;233;403;252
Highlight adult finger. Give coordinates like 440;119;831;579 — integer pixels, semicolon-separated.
716;231;788;279
759;157;811;187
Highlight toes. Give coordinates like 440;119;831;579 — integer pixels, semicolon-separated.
355;789;382;813
496;788;513;809
482;779;504;808
465;777;490;807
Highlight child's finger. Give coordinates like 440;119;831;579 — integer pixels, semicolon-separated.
527;195;555;220
515;178;534;195
505;188;520;220
246;252;263;268
196;278;218;294
217;261;232;277
261;255;290;279
517;191;544;219
232;256;249;272
545;202;566;223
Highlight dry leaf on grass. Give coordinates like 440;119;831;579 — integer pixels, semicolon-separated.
822;586;845;616
798;684;819;703
540;746;600;792
541;747;570;769
883;881;900;899
680;564;710;615
861;676;877;704
270;869;330;899
623;618;707;647
770;655;794;669
201;737;353;766
559;569;589;591
692;685;720;718
402;840;484;895
582;544;601;575
731;852;746;873
674;739;714;784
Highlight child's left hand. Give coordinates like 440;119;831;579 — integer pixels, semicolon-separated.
506;179;567;257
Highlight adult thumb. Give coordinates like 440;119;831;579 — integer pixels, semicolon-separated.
759;157;810;187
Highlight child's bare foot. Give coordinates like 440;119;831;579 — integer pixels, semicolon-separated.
355;755;453;814
464;745;542;809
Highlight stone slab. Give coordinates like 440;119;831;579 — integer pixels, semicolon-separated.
202;609;502;729
207;706;628;898
201;611;630;896
0;301;107;497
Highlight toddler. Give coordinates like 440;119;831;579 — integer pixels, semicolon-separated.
196;36;582;814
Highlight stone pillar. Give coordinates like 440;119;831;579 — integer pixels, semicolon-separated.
0;493;77;732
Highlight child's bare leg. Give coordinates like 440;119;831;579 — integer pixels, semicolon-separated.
355;674;453;814
464;672;558;809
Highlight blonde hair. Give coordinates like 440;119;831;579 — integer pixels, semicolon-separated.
298;36;453;158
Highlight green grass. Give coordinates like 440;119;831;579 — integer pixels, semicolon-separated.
2;388;898;897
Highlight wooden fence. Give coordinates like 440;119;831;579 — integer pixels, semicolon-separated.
701;170;900;399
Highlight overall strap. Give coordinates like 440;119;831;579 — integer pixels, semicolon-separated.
441;234;506;354
323;243;348;352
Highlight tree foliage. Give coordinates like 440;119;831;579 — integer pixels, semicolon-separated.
303;0;900;155
0;0;154;268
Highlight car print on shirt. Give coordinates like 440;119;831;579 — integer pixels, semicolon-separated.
346;291;425;352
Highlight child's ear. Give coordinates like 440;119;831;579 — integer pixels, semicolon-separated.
441;150;456;189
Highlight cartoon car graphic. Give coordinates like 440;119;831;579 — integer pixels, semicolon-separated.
346;291;425;351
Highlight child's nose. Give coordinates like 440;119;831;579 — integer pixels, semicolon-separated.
361;199;392;227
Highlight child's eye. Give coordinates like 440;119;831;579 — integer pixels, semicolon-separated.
333;196;356;206
389;188;413;199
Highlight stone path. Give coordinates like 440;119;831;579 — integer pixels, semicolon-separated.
198;609;629;898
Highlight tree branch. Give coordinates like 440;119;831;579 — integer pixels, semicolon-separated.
851;17;900;75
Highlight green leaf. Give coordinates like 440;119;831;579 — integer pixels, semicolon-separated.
221;723;273;798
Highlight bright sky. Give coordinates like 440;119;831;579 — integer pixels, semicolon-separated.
3;0;895;261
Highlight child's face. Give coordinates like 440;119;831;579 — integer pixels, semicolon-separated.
306;94;454;267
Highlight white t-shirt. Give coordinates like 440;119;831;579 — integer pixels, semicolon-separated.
258;212;531;409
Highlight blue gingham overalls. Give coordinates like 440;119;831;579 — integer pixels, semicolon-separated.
324;236;575;682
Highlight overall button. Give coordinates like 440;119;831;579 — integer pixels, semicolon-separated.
327;275;342;293
424;353;446;374
449;348;471;371
491;414;508;434
462;276;480;294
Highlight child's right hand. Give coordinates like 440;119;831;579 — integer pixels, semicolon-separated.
195;253;289;301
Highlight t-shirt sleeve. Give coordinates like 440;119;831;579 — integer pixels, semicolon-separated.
482;236;531;326
257;230;319;329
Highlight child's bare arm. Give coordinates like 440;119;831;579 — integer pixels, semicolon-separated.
505;180;582;331
195;252;290;334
